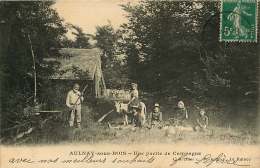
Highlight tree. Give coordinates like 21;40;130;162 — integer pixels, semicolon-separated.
95;24;129;88
70;24;91;48
61;24;91;49
0;1;67;131
121;0;258;112
95;23;119;67
121;1;204;93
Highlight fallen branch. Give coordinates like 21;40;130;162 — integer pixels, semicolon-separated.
2;122;31;133
13;127;35;141
97;109;114;123
107;122;121;130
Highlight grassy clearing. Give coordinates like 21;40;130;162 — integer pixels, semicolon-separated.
4;101;258;145
11;119;259;145
16;123;258;145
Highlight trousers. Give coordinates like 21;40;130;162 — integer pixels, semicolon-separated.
69;105;81;127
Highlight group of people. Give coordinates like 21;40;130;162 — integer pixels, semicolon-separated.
65;82;209;132
149;101;209;132
127;83;209;131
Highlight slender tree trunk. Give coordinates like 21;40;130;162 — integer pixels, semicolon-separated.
28;34;37;104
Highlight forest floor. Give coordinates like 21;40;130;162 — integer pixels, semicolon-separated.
6;103;259;145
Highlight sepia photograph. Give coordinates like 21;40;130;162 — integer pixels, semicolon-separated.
0;0;259;167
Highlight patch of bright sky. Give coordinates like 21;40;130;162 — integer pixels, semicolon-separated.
53;0;138;39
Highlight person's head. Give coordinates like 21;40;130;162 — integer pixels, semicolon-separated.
73;83;80;92
177;101;185;109
154;103;160;112
238;0;242;6
199;109;206;116
131;83;137;90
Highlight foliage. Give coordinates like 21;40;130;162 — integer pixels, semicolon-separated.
120;0;258;111
0;1;67;130
61;24;91;49
95;23;129;88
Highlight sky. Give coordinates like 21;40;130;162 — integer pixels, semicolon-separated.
53;0;136;36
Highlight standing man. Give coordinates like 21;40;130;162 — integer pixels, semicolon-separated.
66;83;84;129
128;83;140;124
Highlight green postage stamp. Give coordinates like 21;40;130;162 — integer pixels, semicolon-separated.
220;0;258;42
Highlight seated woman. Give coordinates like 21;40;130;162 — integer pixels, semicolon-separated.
195;109;209;132
170;100;188;126
149;103;163;128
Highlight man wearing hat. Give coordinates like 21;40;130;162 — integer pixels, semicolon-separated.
149;103;163;128
66;83;84;129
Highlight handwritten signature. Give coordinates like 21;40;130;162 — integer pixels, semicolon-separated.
170;153;250;167
195;153;250;167
169;153;191;166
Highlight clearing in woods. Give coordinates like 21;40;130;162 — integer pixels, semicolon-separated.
7;103;259;145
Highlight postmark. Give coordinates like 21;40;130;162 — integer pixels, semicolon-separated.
220;0;258;42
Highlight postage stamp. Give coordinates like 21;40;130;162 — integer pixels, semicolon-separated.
220;0;258;42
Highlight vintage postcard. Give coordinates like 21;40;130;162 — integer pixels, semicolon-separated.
0;0;259;168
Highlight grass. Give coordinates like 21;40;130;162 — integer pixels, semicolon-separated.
4;102;259;145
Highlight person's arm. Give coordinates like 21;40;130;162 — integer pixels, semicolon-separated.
242;9;252;16
149;113;153;125
66;91;72;108
81;96;84;102
128;90;138;105
205;116;209;127
159;112;163;121
128;97;135;105
79;92;84;102
75;91;84;103
197;118;203;127
185;108;188;119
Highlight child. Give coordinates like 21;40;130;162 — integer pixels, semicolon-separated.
132;105;141;127
175;101;188;125
128;83;139;108
149;103;163;128
195;109;209;132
